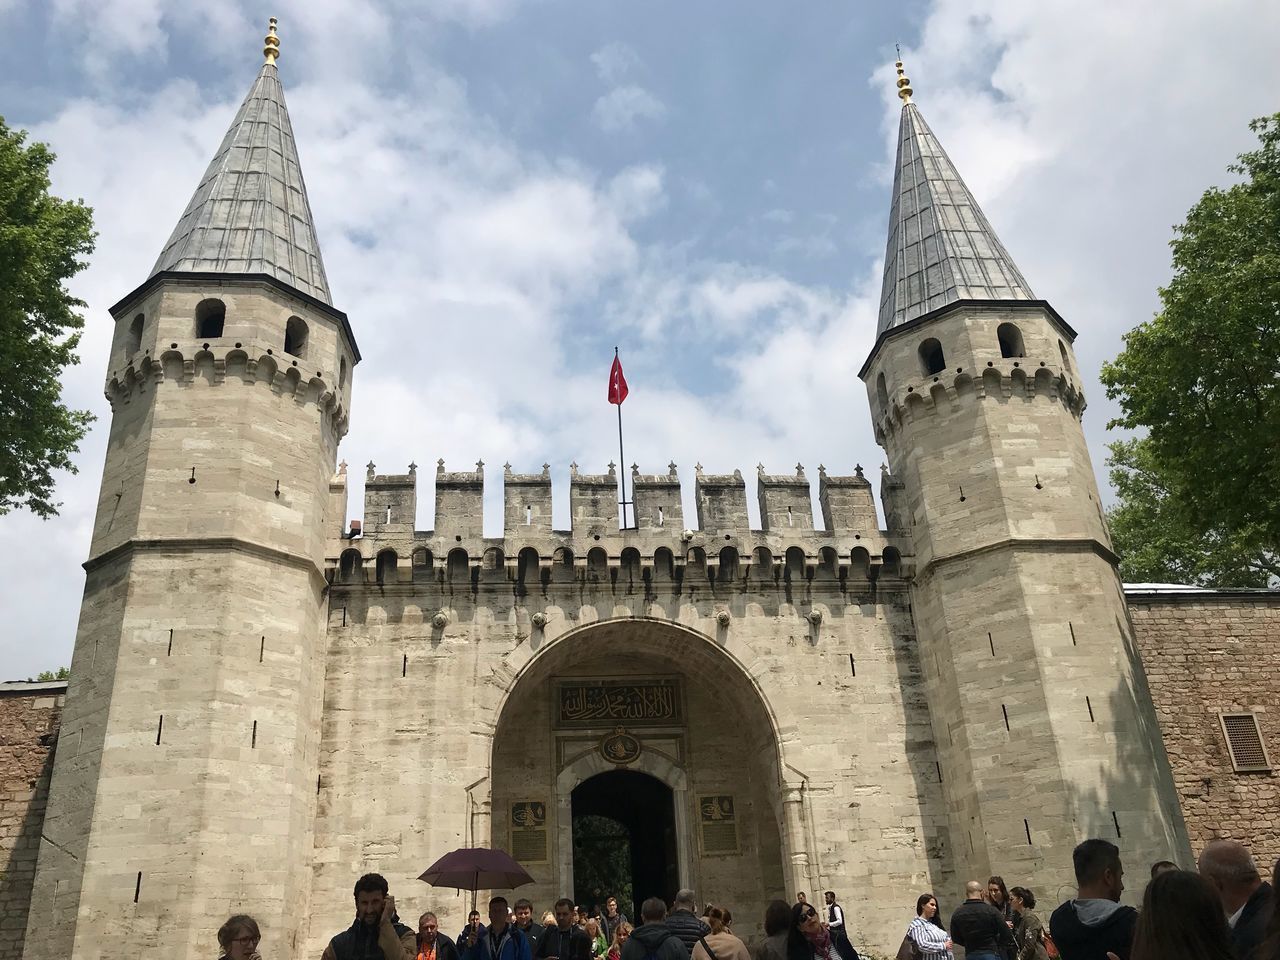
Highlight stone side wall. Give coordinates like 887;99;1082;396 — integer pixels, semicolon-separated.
0;684;64;960
1128;591;1280;869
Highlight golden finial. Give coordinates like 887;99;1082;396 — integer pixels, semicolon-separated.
894;46;913;104
263;17;280;64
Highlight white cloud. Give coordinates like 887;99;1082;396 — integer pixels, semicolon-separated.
591;41;640;84
592;85;666;133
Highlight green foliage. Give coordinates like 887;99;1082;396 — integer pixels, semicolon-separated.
572;814;633;915
1100;113;1280;585
0;117;96;518
34;667;71;681
1105;438;1274;586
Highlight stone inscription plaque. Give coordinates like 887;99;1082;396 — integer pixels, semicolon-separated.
510;800;548;864
699;794;739;855
556;678;683;728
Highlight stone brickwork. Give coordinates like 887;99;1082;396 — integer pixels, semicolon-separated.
1128;589;1280;868
0;683;63;960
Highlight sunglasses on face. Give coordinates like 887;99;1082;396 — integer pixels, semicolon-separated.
232;936;261;945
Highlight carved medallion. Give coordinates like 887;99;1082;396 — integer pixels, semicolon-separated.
600;727;641;765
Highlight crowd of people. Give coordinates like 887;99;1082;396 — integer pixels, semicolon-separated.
213;836;1279;960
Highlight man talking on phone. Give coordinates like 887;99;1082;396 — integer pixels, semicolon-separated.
323;873;417;960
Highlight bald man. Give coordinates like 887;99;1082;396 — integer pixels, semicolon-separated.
1198;839;1274;960
949;881;1015;960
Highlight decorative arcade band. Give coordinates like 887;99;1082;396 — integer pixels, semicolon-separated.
213;838;1278;960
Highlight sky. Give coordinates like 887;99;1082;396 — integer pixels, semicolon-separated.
1;0;1278;679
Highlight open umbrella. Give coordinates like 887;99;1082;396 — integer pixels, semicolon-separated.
418;847;534;913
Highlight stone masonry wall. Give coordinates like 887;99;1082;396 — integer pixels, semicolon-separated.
1128;591;1280;869
0;684;64;960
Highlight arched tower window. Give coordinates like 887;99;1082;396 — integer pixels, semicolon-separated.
997;323;1025;359
339;356;348;393
1058;339;1071;371
375;549;398;585
339;549;362;583
918;338;945;376
876;372;889;411
127;313;144;356
284;316;308;358
195;299;225;339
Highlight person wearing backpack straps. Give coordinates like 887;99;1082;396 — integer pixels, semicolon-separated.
692;907;750;960
619;898;689;960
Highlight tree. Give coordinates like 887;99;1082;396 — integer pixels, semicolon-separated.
35;667;71;681
1105;437;1275;586
0;117;96;518
1100;113;1280;586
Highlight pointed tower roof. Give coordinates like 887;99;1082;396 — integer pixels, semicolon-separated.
150;19;332;304
877;60;1033;335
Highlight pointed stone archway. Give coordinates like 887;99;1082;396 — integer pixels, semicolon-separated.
489;618;796;924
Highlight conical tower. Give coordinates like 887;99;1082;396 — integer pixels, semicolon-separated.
860;61;1189;892
24;21;357;960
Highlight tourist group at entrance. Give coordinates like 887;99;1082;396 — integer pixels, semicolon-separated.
212;837;1279;960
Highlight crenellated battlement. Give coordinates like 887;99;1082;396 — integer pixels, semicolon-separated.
104;345;351;435
329;460;909;589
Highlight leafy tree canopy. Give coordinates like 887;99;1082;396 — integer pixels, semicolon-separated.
0;117;96;518
1100;113;1280;586
34;667;71;681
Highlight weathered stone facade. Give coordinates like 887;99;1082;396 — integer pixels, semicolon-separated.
0;683;63;960
1128;589;1280;867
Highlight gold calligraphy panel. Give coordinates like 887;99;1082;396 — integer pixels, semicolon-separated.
556;678;684;728
698;795;739;856
510;800;548;864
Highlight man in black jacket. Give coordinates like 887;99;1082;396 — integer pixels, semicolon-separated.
536;899;591;960
620;898;689;960
1198;839;1275;960
951;881;1016;960
323;873;418;960
1049;839;1138;960
664;890;709;953
418;914;461;960
514;900;545;954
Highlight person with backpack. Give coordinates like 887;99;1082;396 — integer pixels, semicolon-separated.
620;898;689;960
692;907;750;960
1009;889;1048;960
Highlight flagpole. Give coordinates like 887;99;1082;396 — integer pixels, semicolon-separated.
615;347;629;530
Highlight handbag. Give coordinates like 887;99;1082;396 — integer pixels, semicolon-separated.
895;934;921;960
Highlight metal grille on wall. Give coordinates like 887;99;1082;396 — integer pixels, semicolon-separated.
1220;713;1271;772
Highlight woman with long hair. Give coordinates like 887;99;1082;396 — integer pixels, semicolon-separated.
585;918;608;959
787;902;859;960
905;894;951;960
1130;870;1233;960
692;907;751;960
1009;888;1047;960
606;922;633;960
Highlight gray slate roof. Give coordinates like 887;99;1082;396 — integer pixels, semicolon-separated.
878;102;1033;334
150;61;332;304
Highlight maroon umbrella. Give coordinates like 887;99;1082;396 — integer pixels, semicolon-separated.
418;847;534;912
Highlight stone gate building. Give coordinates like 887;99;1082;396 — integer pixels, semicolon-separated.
16;25;1222;960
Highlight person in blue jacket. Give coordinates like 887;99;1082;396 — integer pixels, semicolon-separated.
461;898;532;960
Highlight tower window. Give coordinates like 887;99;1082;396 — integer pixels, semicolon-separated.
339;356;348;392
284;316;308;358
997;323;1025;358
127;313;144;356
876;372;889;411
918;338;946;376
1058;339;1071;371
195;299;226;339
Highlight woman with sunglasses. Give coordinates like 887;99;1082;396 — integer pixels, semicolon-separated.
787;903;859;960
218;915;262;960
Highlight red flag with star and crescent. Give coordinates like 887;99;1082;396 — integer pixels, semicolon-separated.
608;353;629;405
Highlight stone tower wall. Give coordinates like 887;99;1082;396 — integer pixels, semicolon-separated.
22;278;355;960
308;465;950;955
861;302;1190;899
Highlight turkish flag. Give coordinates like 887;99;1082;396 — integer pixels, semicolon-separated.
608;354;629;405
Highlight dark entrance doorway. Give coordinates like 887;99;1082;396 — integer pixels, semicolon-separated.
571;770;678;921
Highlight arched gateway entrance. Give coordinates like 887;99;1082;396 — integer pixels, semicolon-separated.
490;619;787;927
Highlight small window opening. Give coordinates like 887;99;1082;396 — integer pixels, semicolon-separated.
787;505;794;527
1001;704;1010;731
657;506;664;527
876;372;889;410
155;715;164;745
1112;810;1122;838
339;356;348;392
997;322;1025;358
526;505;532;525
134;872;142;903
918;337;946;376
167;628;173;656
251;720;257;748
259;636;265;663
385;506;392;524
195;299;226;339
1024;819;1032;844
1058;339;1070;370
127;313;144;356
1086;696;1095;722
1220;713;1272;771
284;316;308;358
